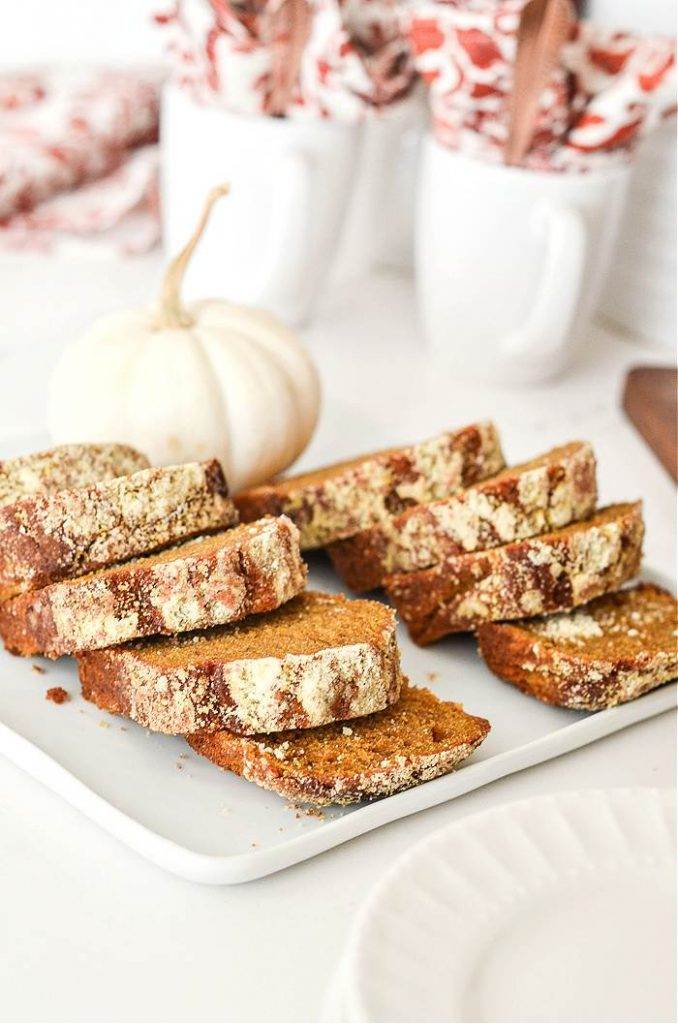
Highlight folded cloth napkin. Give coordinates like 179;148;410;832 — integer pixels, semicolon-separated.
407;0;676;170
0;146;160;255
156;0;415;120
563;26;677;156
408;0;571;163
0;68;161;254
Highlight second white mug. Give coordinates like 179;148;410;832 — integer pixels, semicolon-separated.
162;84;363;326
416;137;632;384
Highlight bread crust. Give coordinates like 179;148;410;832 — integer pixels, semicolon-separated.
0;517;306;658
234;422;504;549
78;593;402;736
187;684;491;805
477;583;677;709
385;503;644;644
329;442;597;592
0;443;149;507
0;460;237;600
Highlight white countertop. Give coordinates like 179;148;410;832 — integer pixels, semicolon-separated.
0;264;675;1023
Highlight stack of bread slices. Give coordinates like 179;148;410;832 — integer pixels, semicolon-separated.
237;425;676;714
0;435;498;806
2;426;674;808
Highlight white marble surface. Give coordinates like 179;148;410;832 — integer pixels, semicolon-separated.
0;263;675;1023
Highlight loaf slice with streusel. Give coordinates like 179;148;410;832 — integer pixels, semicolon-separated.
328;442;597;592
234;422;504;549
0;459;237;600
78;591;401;735
477;583;677;710
386;503;644;645
187;682;490;805
0;442;150;507
0;517;306;658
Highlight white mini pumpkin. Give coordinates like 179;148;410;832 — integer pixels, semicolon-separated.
48;185;320;492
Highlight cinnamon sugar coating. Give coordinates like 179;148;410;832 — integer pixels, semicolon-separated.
0;459;237;599
78;592;401;735
0;443;149;507
234;422;504;549
0;517;306;658
187;683;490;805
386;503;644;644
477;583;677;709
329;442;597;592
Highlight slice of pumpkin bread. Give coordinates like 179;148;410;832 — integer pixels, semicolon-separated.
386;503;644;645
477;583;677;710
234;422;504;549
78;591;401;736
328;442;597;592
0;459;237;600
0;517;306;658
0;442;149;507
187;682;490;806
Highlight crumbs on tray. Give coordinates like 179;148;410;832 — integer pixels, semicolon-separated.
45;686;69;705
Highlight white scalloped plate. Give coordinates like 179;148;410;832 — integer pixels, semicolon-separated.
337;789;676;1023
0;552;675;884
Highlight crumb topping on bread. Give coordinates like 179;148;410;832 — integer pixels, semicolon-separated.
0;443;149;507
386;502;644;643
398;442;596;564
477;583;676;709
0;517;306;657
0;460;237;599
329;442;597;592
235;422;504;549
78;592;402;735
533;610;604;642
187;683;491;805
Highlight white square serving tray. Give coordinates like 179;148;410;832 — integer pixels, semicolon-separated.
0;556;675;885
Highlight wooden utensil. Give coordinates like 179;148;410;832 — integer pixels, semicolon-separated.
505;0;576;167
623;366;677;481
265;0;312;117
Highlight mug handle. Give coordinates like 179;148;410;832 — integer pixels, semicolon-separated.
501;200;587;363
257;148;314;311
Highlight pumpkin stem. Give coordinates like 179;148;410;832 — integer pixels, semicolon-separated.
155;183;230;330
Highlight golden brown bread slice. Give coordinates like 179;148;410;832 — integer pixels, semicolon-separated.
187;682;491;806
234;422;504;549
78;591;402;736
328;442;597;592
0;442;149;507
0;517;306;658
0;459;237;600
386;502;644;645
477;583;677;710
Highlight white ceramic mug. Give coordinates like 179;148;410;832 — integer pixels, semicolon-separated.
162;84;363;326
416;137;632;383
599;125;676;351
331;90;424;285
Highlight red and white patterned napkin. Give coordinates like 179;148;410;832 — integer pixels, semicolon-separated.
564;25;677;156
156;0;415;120
407;0;676;170
0;68;161;254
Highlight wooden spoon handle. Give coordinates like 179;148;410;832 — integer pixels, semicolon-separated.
265;0;312;117
505;0;575;167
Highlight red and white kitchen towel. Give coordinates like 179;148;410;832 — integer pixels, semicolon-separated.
0;3;674;255
407;1;676;171
0;68;161;254
155;0;415;120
